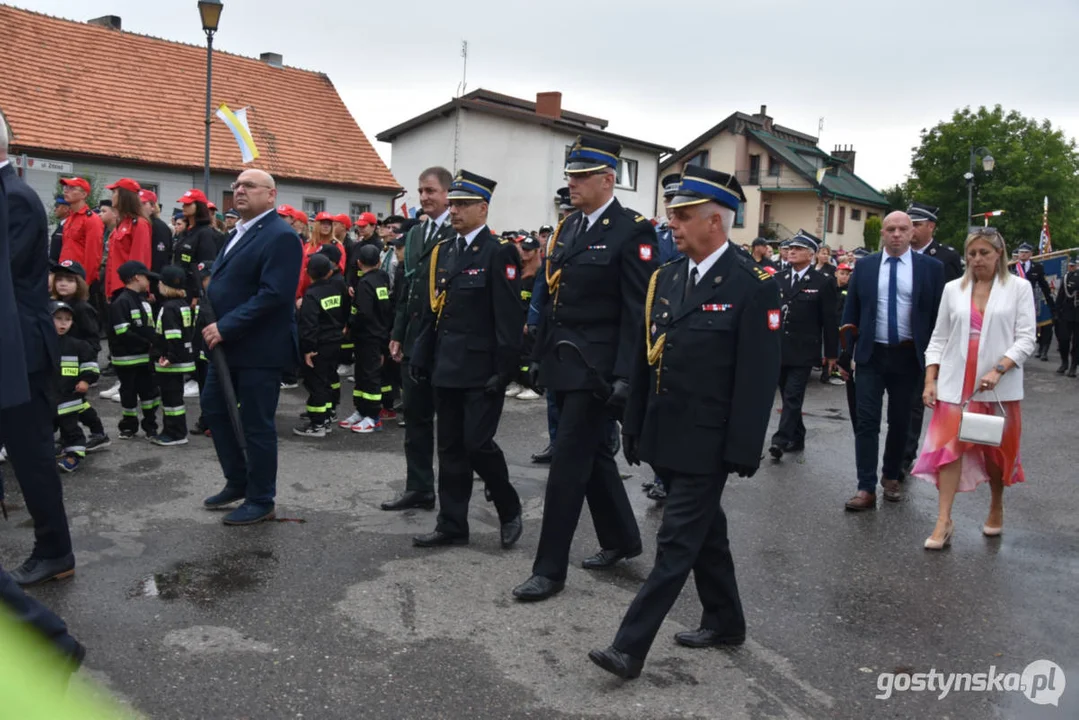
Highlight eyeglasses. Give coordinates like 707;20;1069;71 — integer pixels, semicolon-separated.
230;180;273;191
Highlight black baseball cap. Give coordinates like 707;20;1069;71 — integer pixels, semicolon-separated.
390;234;407;248
159;264;186;290
520;236;541;251
51;259;86;279
118;260;159;283
317;243;343;266
307;253;334;279
751;237;770;248
357;244;381;267
50;300;73;316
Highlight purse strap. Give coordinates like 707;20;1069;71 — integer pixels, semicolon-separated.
960;389;1006;415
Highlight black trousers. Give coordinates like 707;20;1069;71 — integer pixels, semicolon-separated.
433;387;521;538
1058;321;1079;365
1037;324;1053;354
381;352;400;410
194;357;209;424
352;339;383;419
401;355;435;494
772;365;811;447
904;368;928;469
55;402;87;456
854;344;919;493
0;563;79;656
302;346;337;425
532;390;640;582
116;363;159;435
77;405;104;436
0;371;72;559
157;371;187;438
613;470;743;659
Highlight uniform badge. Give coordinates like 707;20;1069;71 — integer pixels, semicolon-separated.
639;245;653;261
702;304;732;312
763;266;776;276
768;309;781;331
930;248;937;255
602;218;611;226
505;265;517;280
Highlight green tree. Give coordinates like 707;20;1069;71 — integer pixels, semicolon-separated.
880;181;915;213
909;105;1079;252
863;215;882;251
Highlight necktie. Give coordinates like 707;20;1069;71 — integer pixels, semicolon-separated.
425;220;437;245
886;256;899;345
457;235;466;255
791;271;798;289
579;216;590;237
684;266;699;302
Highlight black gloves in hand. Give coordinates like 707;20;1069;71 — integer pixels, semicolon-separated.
484;373;513;396
622;433;640;466
723;462;757;479
525;362;543;392
605;378;630;408
525;325;538;340
408;363;428;384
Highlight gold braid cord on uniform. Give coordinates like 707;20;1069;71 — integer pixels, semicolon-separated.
544;217;569;303
644;268;665;391
428;241;446;318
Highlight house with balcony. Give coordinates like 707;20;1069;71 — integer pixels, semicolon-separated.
659;106;888;248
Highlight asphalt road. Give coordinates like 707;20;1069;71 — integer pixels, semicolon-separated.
1;361;1076;719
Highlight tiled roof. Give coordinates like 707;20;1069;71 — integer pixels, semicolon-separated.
0;5;400;191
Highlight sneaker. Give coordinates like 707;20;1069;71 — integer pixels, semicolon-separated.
149;434;189;447
347;376;355;384
57;454;81;473
329;409;338;424
516;388;542;400
118;429;138;440
339;411;361;429
337;364;352;376
378;408;398;421
280;381;299;390
292;422;327;438
829;377;846;386
351;417;382;434
183;380;200;398
504;382;524;398
54;442;65;458
99;382;121;400
86;434;111;452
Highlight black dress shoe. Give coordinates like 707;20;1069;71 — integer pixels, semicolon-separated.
768;444;783;460
500;514;523;549
588;646;643;679
674;628;746;648
412;530;468;548
381;490;436;511
582;546;642;570
1057;363;1068;374
204;487;245;509
10;554;76;586
530;444;554;464
512;575;565;601
783;441;805;452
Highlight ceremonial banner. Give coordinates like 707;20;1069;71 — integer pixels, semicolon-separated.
1037;255;1065;328
215;104;260;163
1039;196;1052;254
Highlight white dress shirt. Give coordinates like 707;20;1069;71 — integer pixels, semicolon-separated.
688;241;730;283
458;224;486;249
875;247;914;343
0;160;9;171
426;208;451;242
224;207;277;256
788;264;809;287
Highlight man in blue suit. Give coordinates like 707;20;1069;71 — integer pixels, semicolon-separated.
200;170;302;525
841;211;944;510
0;120;75;585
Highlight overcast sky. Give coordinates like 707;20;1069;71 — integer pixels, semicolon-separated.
11;0;1079;190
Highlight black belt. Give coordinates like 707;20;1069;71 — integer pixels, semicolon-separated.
874;341;915;349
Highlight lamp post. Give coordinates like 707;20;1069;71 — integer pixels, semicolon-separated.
198;0;223;195
964;146;995;232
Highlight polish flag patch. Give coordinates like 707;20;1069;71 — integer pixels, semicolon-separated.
505;265;517;280
639;244;653;261
763;266;777;276
768;309;781;331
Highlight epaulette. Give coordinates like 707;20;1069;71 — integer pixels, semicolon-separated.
499;238;510;245
738;253;773;282
622;206;649;224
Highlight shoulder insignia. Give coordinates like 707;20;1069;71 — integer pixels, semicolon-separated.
634;215;647;223
499;238;510;245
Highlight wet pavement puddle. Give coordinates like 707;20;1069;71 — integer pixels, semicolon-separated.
130;549;277;606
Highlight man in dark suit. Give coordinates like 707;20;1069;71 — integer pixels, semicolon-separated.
512;136;657;602
769;230;838;460
842;211;944;510
588;166;782;679
200;169;303;526
0;130;75;586
1011;242;1055;361
409;171;523;549
384;167;456;511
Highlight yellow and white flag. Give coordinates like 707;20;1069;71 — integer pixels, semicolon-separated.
215;104;260;163
815;166;828;183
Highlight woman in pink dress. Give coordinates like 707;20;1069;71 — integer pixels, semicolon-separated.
914;228;1037;550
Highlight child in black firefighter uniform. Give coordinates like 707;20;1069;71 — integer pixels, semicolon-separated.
317;243;349;418
108;261;162;438
294;254;347;437
190;261;213;436
341;244;393;433
152;265;196;446
53;301;101;473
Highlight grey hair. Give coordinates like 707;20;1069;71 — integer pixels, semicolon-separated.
717;206;735;235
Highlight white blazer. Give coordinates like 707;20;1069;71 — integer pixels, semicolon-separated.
924;274;1036;403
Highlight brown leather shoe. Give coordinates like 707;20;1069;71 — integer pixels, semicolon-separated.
844;491;876;511
881;479;902;502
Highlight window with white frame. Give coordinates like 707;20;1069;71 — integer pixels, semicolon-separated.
303;198;325;216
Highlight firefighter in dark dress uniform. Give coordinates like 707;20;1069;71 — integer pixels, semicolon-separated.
588;165;782;679
1011;241;1056;361
768;230;838;460
409;171;524;549
1055;255;1079;377
512;136;657;602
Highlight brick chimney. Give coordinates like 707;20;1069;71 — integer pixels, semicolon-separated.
535;92;562;119
88;15;121;30
833;144;856;174
754;104;773;132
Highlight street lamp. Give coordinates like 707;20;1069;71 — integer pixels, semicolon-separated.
198;0;223;195
965;146;994;231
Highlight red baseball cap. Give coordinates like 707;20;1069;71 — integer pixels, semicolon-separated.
334;214;352;230
139;189;158;204
837;263;852;271
277;204;296;219
315;211;334;222
60;177;91;193
178;189;209;205
357;211;377;226
105;178;142;193
293;210;309;225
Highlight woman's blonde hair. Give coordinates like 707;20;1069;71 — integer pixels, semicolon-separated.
158;284;187;299
961;227;1010;288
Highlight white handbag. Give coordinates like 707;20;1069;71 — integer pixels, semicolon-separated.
957;391;1006;447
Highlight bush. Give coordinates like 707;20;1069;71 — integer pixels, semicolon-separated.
863;215;882;251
